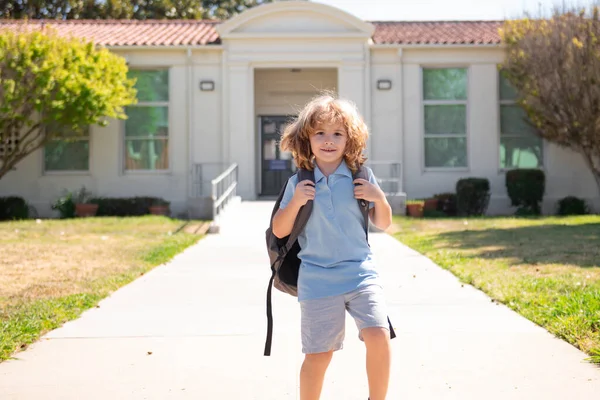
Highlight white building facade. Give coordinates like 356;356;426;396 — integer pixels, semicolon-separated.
1;1;598;217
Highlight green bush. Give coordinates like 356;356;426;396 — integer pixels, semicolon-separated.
90;197;165;216
51;192;76;219
505;169;545;215
456;178;490;216
0;196;29;220
433;192;457;216
557;196;589;216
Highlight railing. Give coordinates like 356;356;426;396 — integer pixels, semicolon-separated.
190;162;238;224
366;161;402;194
211;163;238;220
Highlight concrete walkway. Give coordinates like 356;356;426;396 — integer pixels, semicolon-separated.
1;201;599;399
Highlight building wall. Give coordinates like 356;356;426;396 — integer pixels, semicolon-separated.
368;47;599;214
254;67;337;116
0;50;192;217
2;32;598;217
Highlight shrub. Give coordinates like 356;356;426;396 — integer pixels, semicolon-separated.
423;209;447;218
505;169;545;215
456;178;490;216
51;192;76;219
433;192;457;216
90;197;166;216
0;196;29;220
557;196;589;215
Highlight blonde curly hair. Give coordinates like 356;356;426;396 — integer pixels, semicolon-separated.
279;93;369;173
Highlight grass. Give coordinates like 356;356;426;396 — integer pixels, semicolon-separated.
389;215;600;364
0;216;205;362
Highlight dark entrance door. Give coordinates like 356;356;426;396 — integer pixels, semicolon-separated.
260;115;295;196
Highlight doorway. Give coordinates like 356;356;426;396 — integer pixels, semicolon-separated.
259;116;295;196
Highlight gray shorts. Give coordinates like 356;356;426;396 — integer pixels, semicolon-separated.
300;284;389;354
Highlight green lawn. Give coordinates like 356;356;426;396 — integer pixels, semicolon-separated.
390;215;600;364
0;216;205;362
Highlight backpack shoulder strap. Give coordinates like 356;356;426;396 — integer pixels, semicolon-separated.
353;165;370;240
283;168;314;251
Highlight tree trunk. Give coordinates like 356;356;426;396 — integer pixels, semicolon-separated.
582;151;600;198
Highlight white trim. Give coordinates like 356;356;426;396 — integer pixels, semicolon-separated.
105;45;224;51
248;64;256;199
222;32;372;40
370;43;503;50
186;48;193;202
398;48;405;192
221;50;229;164
365;41;372;162
133;101;169;107
420;66;470;171
216;1;375;38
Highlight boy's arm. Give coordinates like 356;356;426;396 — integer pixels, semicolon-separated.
369;197;392;231
365;168;392;231
272;200;303;239
272;177;314;239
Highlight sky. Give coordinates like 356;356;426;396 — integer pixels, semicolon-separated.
312;0;600;21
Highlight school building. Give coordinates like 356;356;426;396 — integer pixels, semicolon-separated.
1;1;597;218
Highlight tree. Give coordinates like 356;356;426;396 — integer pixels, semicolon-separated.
0;0;272;20
500;7;600;195
0;27;137;179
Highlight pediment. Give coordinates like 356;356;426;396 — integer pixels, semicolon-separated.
216;1;374;38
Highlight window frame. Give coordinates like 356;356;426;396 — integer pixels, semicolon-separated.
420;66;470;172
497;71;545;172
122;67;171;175
42;125;91;176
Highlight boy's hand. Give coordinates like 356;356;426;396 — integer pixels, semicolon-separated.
353;179;384;203
292;180;315;206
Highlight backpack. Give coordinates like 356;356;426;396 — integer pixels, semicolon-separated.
264;166;396;356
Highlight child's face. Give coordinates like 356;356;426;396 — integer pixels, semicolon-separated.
309;121;347;165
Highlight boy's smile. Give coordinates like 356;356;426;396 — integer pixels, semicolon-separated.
310;122;347;168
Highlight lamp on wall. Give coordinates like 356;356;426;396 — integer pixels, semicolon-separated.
199;80;215;91
377;79;392;90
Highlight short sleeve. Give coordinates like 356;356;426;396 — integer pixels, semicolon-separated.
279;174;298;210
367;167;381;210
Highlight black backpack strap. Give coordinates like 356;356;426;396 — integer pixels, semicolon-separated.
353;166;370;241
283;168;314;253
388;316;396;339
265;169;315;356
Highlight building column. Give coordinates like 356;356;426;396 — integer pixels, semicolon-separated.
338;61;369;160
225;62;255;199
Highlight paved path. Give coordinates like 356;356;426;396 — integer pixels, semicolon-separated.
1;201;599;399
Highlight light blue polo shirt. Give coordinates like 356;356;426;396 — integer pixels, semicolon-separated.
279;162;382;301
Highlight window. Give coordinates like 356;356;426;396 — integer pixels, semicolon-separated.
422;68;468;168
124;69;169;171
499;73;543;169
44;123;90;172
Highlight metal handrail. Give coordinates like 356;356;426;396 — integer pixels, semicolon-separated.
366;161;402;194
211;163;238;220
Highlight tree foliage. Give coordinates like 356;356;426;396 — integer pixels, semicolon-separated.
0;27;137;179
500;7;600;194
0;0;272;20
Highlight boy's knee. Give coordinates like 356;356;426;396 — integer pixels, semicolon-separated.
361;327;390;344
304;350;334;366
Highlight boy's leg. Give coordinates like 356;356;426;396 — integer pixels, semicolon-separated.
362;327;391;400
300;350;334;400
345;285;392;400
299;294;346;400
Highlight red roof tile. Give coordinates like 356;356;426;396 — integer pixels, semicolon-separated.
371;21;503;45
0;19;503;46
0;19;221;46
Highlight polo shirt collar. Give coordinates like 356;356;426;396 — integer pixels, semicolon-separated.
313;161;352;183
